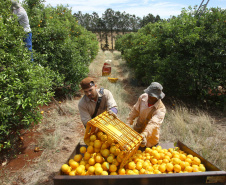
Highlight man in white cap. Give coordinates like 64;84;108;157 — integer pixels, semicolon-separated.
11;0;33;59
127;82;166;148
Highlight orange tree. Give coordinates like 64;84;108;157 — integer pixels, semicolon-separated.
0;0;57;150
115;6;226;110
24;0;99;94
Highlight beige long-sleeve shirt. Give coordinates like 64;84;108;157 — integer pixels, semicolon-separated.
78;88;117;127
127;93;166;147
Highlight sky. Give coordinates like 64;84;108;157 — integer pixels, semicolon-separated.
40;0;226;19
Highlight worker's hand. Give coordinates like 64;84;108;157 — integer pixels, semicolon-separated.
127;120;133;125
108;110;117;118
140;133;147;147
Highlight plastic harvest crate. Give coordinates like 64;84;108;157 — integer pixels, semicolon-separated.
108;77;118;83
84;111;143;168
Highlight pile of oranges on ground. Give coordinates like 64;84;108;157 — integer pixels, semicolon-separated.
61;131;206;176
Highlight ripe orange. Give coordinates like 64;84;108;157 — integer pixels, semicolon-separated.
187;154;194;160
88;166;95;175
88;158;95;166
68;159;75;166
102;162;110;171
76;166;84;175
69;170;76;176
198;166;206;172
84;152;91;160
87;145;94;154
185;166;193;172
101;171;108;175
146;165;154;172
118;168;126;175
192;157;201;165
158;164;166;173
74;154;83;162
95;155;103;163
136;162;143;170
174;164;181;173
94;140;102;149
70;161;79;169
90;135;97;142
101;142;109;150
128;161;136;170
101;134;108;142
61;164;71;174
151;158;158;165
102;149;110;157
97;131;104;139
110;172;118;175
95;166;103;175
142;161;149;169
109;164;117;172
80;146;87;154
107;155;114;163
166;163;174;172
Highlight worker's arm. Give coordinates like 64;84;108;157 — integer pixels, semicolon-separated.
142;107;166;138
78;101;92;127
127;96;141;125
105;89;118;114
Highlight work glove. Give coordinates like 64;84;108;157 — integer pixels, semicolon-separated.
140;133;147;148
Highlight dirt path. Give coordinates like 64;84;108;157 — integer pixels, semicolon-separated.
0;50;225;185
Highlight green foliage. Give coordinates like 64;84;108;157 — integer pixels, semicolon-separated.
115;7;226;110
0;0;99;151
0;0;56;150
23;1;99;93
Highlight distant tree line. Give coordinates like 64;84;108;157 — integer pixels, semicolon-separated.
73;8;161;49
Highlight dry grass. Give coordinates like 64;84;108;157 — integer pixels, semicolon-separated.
161;104;226;171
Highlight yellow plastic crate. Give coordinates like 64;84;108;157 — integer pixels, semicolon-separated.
108;77;118;83
84;111;142;168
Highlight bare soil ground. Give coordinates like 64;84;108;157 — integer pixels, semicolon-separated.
0;50;225;185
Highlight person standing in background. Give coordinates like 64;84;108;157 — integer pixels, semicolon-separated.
11;0;33;61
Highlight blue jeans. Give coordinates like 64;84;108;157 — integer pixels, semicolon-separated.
23;32;33;61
